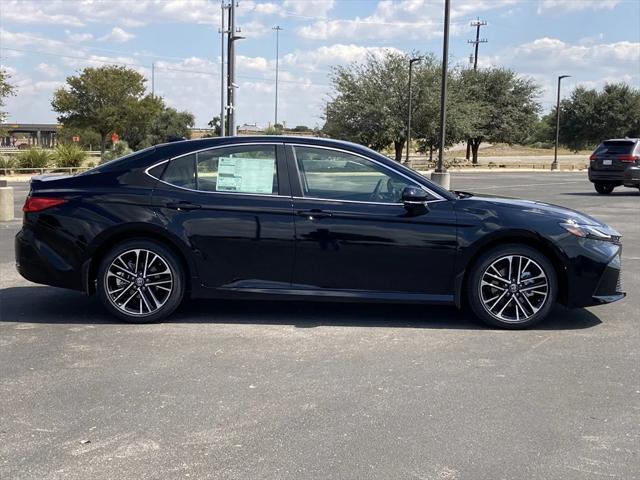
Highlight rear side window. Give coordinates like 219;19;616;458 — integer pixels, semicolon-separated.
163;154;196;189
156;145;278;195
594;141;636;155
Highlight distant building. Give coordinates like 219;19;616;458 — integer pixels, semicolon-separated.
1;123;61;148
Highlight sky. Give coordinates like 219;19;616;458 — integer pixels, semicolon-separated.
1;0;639;129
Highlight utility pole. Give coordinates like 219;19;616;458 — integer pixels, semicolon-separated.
468;18;487;70
552;75;571;171
219;1;229;136
226;1;244;136
466;18;487;161
273;26;283;127
406;57;421;165
432;0;451;189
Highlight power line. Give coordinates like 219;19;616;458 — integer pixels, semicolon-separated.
467;17;487;70
0;47;332;87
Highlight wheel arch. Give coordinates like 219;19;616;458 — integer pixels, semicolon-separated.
83;223;197;295
454;230;569;308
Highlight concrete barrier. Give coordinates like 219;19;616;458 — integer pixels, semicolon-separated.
0;179;14;221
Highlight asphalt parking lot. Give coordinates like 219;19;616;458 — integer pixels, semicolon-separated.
1;172;638;480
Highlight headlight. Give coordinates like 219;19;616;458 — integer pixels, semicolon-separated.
560;221;621;243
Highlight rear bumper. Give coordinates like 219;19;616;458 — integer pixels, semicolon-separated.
589;166;640;187
622;166;640;188
15;226;83;291
588;168;624;184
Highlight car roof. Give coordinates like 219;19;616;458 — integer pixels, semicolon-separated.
603;138;639;143
155;135;367;151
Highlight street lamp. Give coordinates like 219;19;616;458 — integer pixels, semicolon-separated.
552;74;571;171
431;0;451;190
406;56;422;166
273;26;283;127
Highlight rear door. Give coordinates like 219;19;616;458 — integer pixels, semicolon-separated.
149;142;295;289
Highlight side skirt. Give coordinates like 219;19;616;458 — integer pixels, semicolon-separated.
191;285;455;305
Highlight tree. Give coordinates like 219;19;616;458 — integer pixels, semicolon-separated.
144;107;195;146
323;51;414;162
1;68;16;134
120;95;164;150
555;83;640;151
459;68;541;163
52;66;147;156
412;62;476;162
207;116;222;136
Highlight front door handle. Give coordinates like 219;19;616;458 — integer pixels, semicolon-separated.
296;209;333;220
165;201;202;211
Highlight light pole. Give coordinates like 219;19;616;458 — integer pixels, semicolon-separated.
552;75;571;171
431;0;451;190
273;25;283;127
406;56;422;166
219;1;228;137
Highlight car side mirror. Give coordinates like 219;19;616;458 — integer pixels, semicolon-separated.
402;186;429;212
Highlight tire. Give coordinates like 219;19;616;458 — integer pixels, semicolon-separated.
594;183;614;194
466;244;557;329
97;239;185;323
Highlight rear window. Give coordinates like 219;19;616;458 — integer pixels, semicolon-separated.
594;141;636;155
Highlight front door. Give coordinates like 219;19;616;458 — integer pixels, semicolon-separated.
151;143;295;289
288;145;457;297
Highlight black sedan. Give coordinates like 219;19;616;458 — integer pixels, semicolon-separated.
15;136;625;328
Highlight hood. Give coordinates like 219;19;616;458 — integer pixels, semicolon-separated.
460;192;607;226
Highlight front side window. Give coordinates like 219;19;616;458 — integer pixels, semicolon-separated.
294;146;422;203
158;145;279;195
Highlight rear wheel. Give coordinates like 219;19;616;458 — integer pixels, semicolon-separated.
467;245;557;329
594;183;615;194
97;239;185;323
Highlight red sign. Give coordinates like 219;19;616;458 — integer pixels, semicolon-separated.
111;133;119;143
72;136;80;142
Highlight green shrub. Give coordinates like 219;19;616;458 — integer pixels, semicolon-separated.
0;155;17;172
17;148;51;170
101;141;133;164
86;161;96;168
52;144;88;168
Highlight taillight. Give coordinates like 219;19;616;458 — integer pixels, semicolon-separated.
589;154;598;161
618;154;639;163
23;196;67;212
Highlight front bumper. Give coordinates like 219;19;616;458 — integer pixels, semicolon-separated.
559;234;625;309
591;251;625;305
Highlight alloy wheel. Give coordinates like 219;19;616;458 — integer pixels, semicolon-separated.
479;255;549;323
105;248;174;317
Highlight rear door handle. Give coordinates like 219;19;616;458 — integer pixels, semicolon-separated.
297;209;333;220
165;201;202;211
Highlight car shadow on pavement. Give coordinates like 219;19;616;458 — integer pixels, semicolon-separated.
562;191;639;197
1;286;602;331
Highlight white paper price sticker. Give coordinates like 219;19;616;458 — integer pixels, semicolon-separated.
216;157;275;194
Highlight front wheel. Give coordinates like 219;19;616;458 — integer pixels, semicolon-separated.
594;183;615;194
467;245;557;329
97;239;185;323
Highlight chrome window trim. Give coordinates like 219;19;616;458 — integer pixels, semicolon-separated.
144;142;288;199
288;144;446;203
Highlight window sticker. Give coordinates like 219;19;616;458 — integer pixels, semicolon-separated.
216;157;276;194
